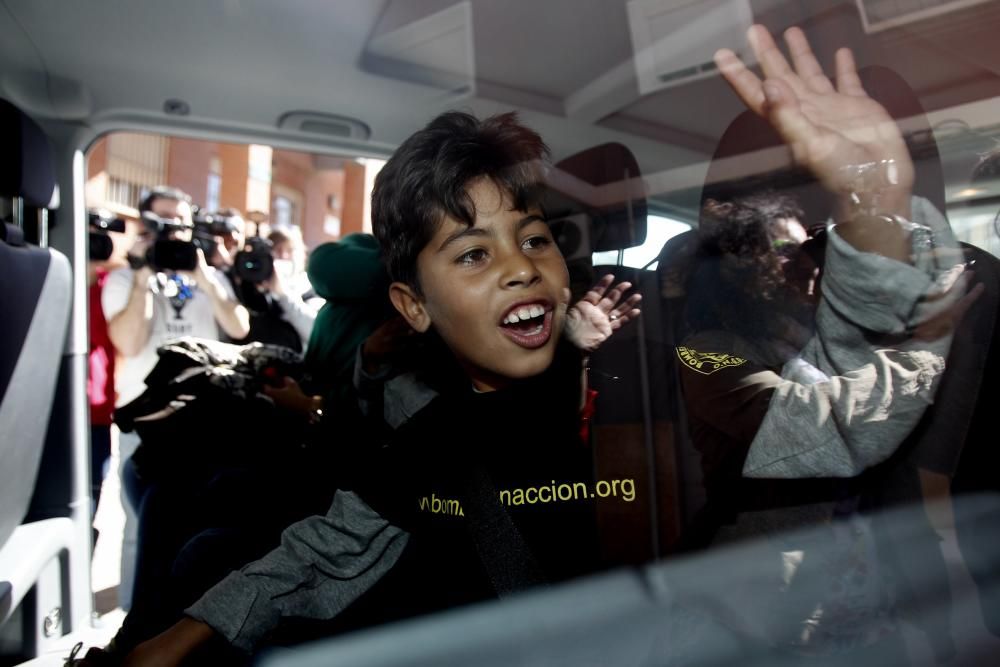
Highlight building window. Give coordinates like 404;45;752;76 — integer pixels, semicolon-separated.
104;132;167;208
206;173;221;212
105;177;145;210
273;196;293;228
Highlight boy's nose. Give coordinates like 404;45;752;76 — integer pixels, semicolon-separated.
499;251;541;288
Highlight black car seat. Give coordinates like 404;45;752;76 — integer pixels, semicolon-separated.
0;97;75;657
588;255;700;561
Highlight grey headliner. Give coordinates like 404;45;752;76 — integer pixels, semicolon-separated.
3;0;1000;213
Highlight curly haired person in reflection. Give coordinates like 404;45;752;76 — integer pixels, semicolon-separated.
668;25;982;659
683;193;820;359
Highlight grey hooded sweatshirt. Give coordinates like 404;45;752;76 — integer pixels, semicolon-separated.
188;197;961;654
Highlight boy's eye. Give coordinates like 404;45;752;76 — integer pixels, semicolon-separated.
521;235;552;252
456;248;488;266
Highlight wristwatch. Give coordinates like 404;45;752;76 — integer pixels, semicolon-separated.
307;395;324;425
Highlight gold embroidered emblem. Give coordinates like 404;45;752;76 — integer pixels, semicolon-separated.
676;346;748;375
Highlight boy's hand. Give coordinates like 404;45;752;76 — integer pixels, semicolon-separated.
562;274;642;352
262;376;321;417
715;26;914;218
122;618;215;667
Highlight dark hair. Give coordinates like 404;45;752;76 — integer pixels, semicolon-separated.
730;192;804;228
685;193;804;341
972;146;1000;185
268;229;290;247
137;185;192;215
371;111;550;289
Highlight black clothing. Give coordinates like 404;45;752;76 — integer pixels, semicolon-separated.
344;339;602;620
225;270;303;352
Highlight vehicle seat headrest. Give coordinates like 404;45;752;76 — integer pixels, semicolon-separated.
654;230;697;299
0;222;26;246
0;98;58;208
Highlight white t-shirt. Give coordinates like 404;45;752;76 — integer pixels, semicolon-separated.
102;267;236;406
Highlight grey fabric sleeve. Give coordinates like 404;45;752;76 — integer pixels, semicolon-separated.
743;198;962;478
352;347;439;429
382;373;438;430
185;490;409;653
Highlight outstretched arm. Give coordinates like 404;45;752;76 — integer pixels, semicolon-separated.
709;27;978;478
124;490;409;664
121;618;215;667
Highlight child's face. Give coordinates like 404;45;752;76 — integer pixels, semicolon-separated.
393;177;569;392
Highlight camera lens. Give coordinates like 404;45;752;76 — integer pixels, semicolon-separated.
89;232;114;261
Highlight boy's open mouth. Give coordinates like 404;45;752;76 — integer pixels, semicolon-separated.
498;300;553;349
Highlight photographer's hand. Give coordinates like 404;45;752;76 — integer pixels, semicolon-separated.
126;232;153;268
262;261;287;297
106;266;155;357
185;248;218;290
186;248;251;338
214;237;236;269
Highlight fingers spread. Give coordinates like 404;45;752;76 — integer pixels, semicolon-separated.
583;274;615;304
784;27;833;94
761;78;821;163
599;281;632;312
715;48;766;115
610;308;642;331
748;25;807;97
558;287;572;316
748;25;791;77
600;288;624;311
835;47;866;97
609;294;642;330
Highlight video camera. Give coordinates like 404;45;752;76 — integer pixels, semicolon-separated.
234;236;274;284
130;211;199;272
88;208;127;261
192;210;244;261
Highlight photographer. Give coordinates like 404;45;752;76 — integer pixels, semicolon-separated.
192;207;245;270
101;186;249;608
104;188;249;375
222;223;317;352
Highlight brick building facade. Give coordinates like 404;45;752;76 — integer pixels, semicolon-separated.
86;132;383;250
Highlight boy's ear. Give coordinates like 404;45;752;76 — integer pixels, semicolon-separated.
389;282;432;333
